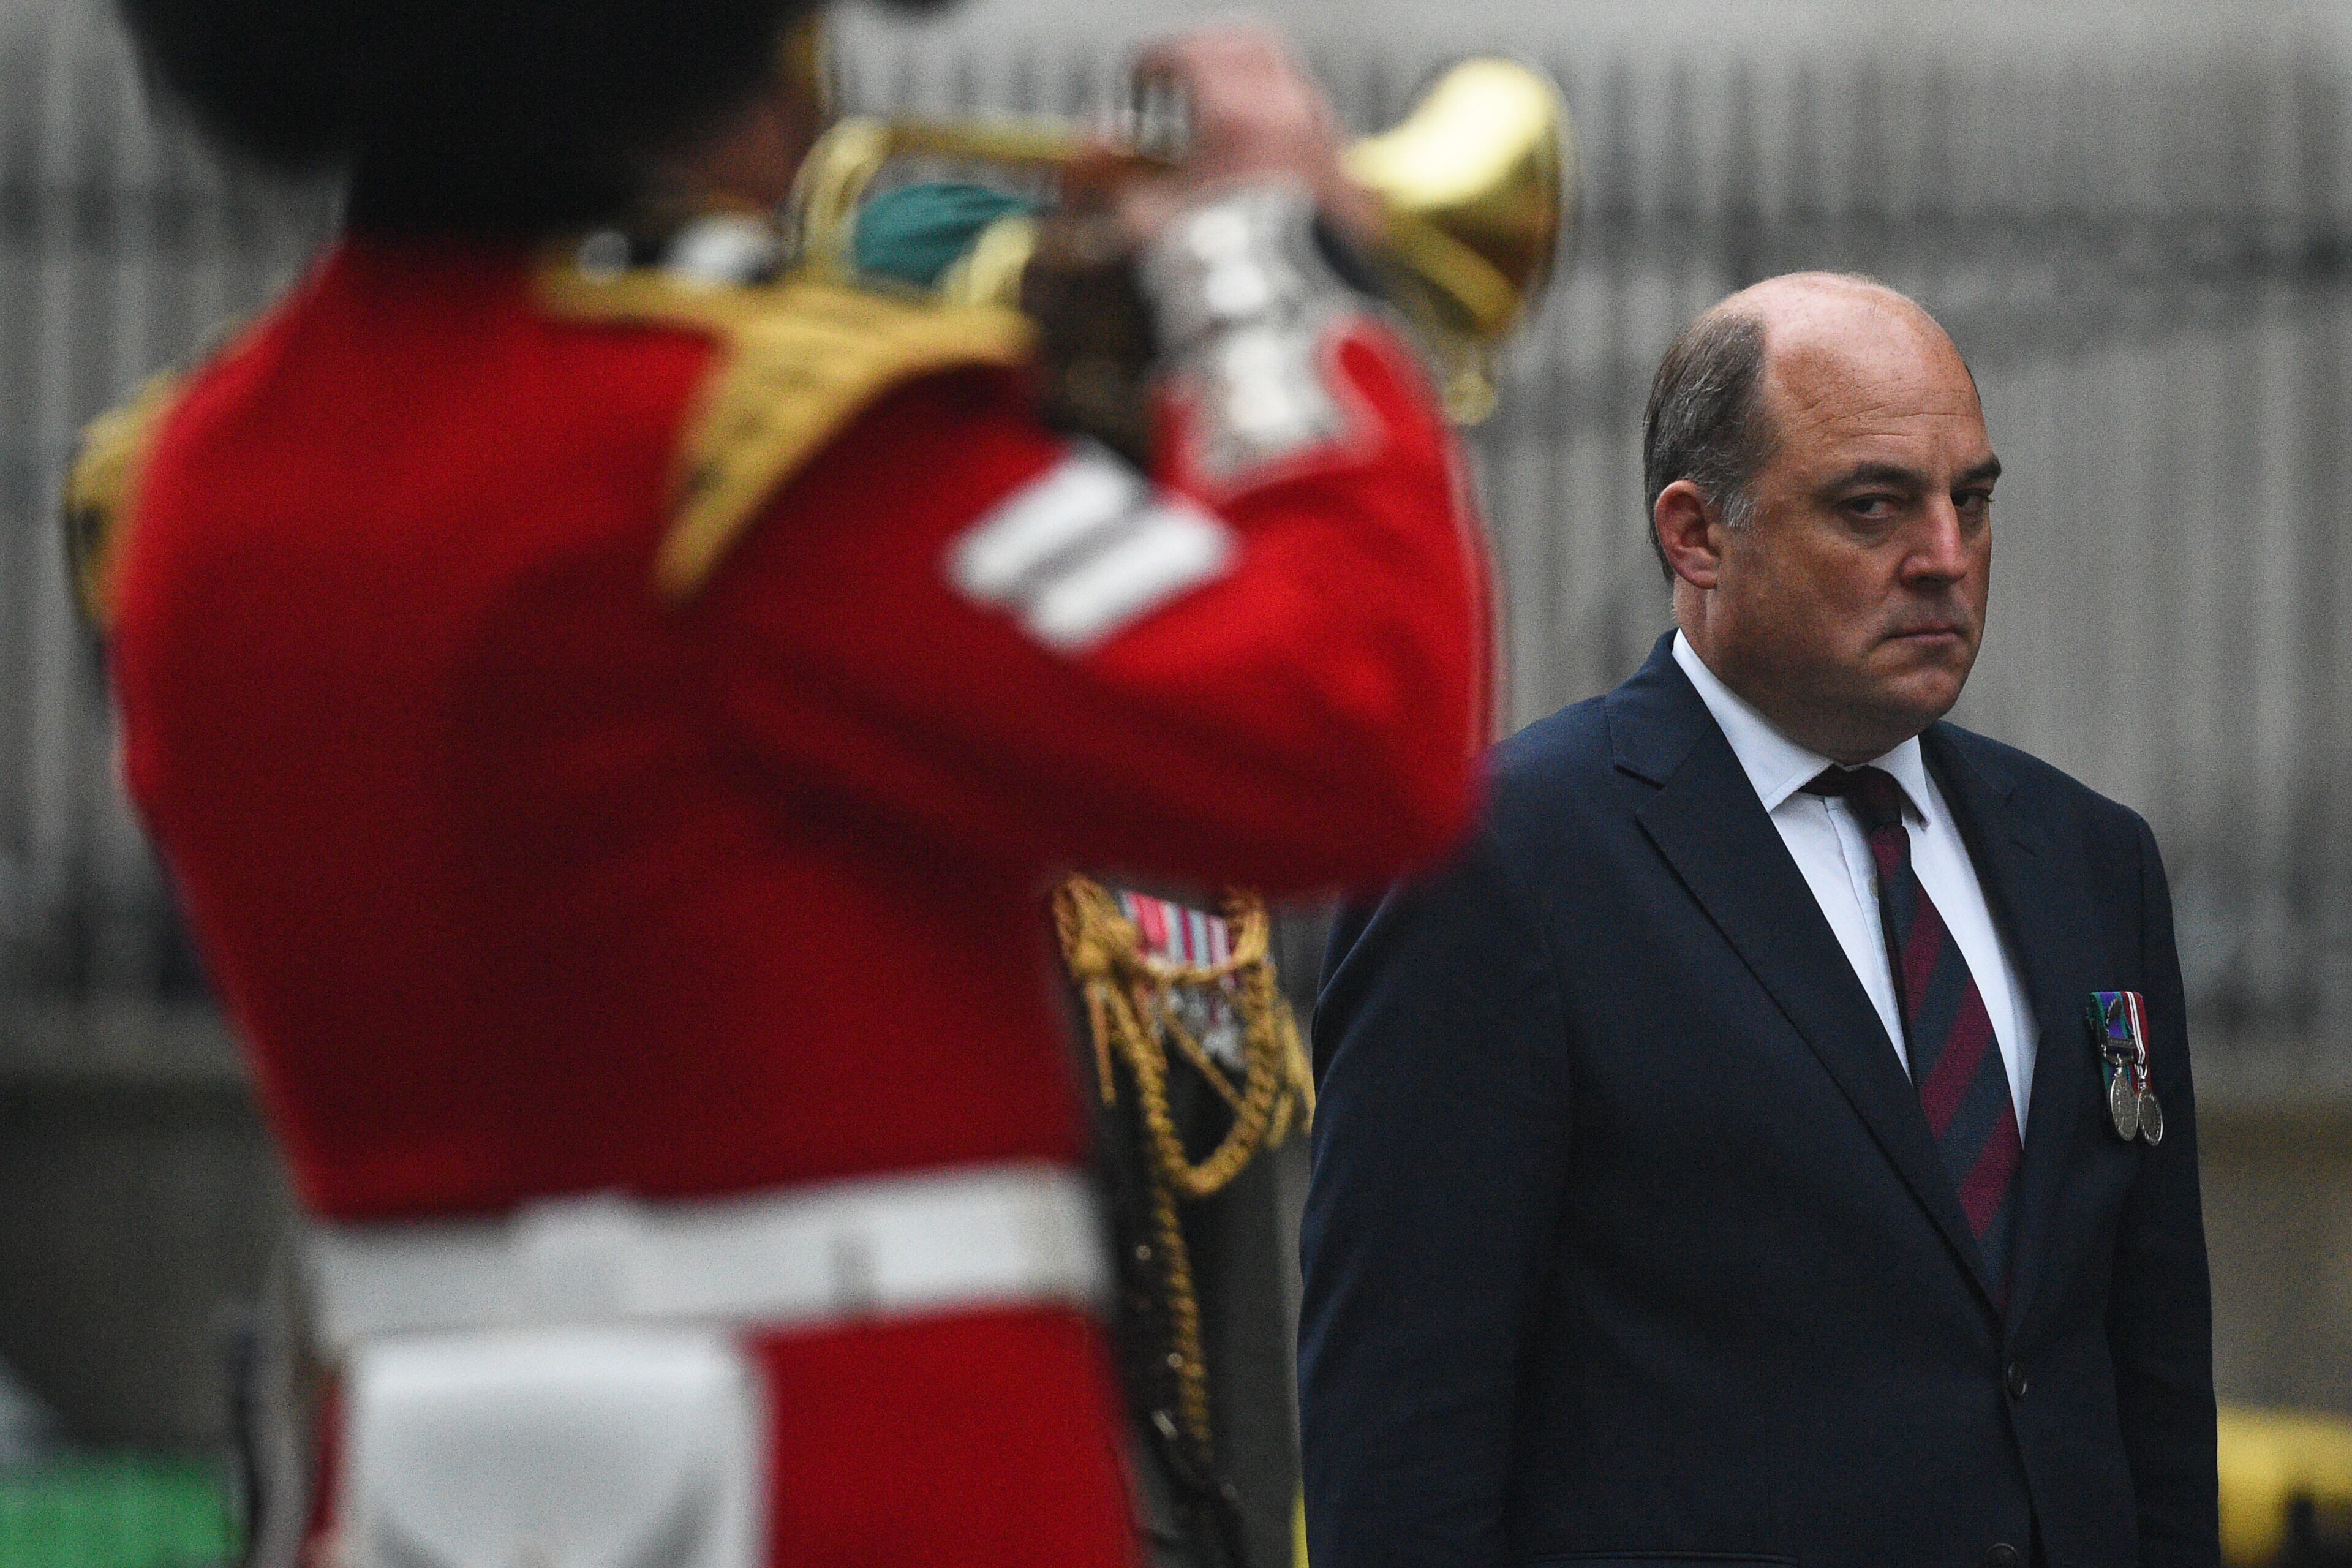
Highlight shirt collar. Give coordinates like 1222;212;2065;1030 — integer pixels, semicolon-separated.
1670;630;1931;821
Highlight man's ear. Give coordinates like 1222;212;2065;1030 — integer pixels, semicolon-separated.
1653;479;1724;590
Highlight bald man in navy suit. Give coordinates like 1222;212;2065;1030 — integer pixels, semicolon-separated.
1300;275;2218;1568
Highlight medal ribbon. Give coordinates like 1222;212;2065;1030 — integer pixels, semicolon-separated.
2090;990;2162;1145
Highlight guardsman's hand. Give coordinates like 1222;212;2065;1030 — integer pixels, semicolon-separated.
1108;24;1381;249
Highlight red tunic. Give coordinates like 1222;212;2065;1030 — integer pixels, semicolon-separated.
105;236;1488;1564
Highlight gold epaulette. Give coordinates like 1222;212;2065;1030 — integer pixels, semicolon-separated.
61;371;186;632
537;262;1036;602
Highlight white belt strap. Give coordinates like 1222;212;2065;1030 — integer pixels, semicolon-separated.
307;1161;1108;1357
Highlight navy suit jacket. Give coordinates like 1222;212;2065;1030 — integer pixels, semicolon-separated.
1300;634;2218;1568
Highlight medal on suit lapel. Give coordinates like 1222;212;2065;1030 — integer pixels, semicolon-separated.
2106;1065;2141;1142
2089;993;2137;1140
2088;991;2161;1145
2122;990;2163;1145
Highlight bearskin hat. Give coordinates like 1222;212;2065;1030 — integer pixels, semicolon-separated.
115;0;925;232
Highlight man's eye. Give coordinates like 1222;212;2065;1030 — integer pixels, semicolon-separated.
1844;495;1898;521
1956;489;1994;518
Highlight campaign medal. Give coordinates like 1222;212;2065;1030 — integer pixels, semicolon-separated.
2087;991;2162;1145
2123;990;2164;1145
2106;1064;2142;1142
2087;993;2138;1140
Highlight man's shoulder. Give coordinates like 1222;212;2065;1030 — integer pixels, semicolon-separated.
1474;699;2160;858
1931;722;2155;858
1449;693;1653;888
1487;693;1626;820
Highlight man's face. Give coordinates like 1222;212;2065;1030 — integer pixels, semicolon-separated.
1706;306;2000;763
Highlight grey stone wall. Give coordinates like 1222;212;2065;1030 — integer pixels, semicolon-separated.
0;1006;284;1447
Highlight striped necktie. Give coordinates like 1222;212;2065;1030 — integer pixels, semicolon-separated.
1805;765;2022;1295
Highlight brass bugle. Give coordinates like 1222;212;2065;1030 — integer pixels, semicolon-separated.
790;58;1578;421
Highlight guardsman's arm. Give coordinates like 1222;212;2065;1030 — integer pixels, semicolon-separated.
684;303;1487;895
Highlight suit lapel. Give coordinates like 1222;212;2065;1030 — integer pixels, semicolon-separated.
1611;639;1999;1314
1921;728;2098;1341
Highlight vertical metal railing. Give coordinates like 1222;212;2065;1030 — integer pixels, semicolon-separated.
0;2;332;1003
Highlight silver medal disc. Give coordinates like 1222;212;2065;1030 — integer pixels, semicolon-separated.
2136;1087;2165;1146
2108;1070;2141;1142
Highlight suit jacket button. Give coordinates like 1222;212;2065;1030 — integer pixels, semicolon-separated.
2003;1362;2029;1400
1984;1544;2019;1568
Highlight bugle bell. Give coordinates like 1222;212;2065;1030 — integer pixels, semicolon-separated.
790;57;1578;421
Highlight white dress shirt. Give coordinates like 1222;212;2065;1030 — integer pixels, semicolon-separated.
1672;632;2040;1127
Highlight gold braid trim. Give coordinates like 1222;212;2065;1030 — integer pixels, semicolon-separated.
61;371;187;631
534;260;1033;603
1054;874;1314;1462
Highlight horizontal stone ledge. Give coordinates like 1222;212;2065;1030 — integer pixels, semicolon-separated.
0;998;243;1090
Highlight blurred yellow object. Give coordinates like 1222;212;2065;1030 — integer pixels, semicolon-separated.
2219;1404;2352;1566
59;370;182;631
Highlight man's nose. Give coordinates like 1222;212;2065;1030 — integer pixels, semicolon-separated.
1902;498;1974;583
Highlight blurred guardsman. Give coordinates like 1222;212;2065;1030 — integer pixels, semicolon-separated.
852;187;1316;1568
66;0;1490;1560
1302;274;2220;1568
